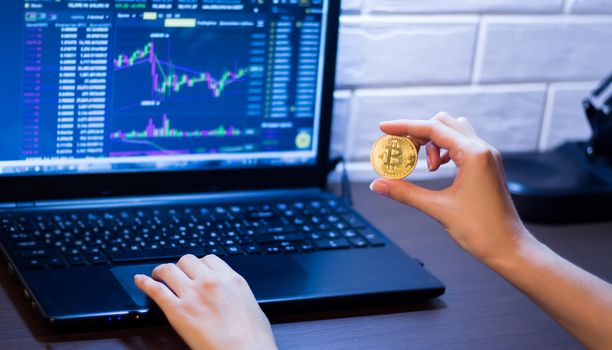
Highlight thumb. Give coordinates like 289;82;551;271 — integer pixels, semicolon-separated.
370;178;441;219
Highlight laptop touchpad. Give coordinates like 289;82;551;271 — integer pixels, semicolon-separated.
111;264;158;306
111;256;308;306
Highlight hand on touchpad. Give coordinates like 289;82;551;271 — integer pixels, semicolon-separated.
111;264;158;307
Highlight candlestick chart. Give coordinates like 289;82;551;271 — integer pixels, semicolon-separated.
109;27;264;157
113;41;250;100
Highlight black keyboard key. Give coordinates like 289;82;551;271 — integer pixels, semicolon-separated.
263;245;281;254
87;253;108;265
108;247;205;263
256;233;306;243
333;222;349;230
310;216;322;224
249;211;275;219
61;246;81;256
341;229;359;238
327;215;340;223
291;217;304;225
341;213;367;228
299;242;314;252
221;239;238;246
323;230;340;239
309;201;322;208
225;246;244;256
256;225;297;234
19;249;49;258
66;254;88;266
242;244;261;254
15;241;39;249
237;236;253;244
301;225;313;232
24;258;45;269
361;229;385;246
3;225;18;234
316;223;330;230
83;247;102;255
48;256;67;268
10;233;31;241
349;237;368;248
207;247;226;256
308;232;323;240
315;238;350;250
279;242;298;253
200;239;219;248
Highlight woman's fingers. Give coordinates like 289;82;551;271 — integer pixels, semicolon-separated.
379;119;469;164
408;136;430;148
177;254;209;280
152;263;194;297
134;274;178;312
202;254;235;274
370;179;442;220
426;142;442;171
457;116;477;134
432;112;475;137
440;149;451;165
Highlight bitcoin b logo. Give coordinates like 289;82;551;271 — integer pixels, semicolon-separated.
371;135;418;179
381;140;403;172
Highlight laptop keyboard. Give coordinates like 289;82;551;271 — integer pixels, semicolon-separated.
0;198;386;270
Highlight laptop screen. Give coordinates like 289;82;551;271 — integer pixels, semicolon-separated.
1;0;328;177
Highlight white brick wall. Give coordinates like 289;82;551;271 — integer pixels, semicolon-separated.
569;0;612;14
539;83;594;150
336;17;478;87
331;0;612;181
476;17;612;83
349;85;547;160
361;0;565;14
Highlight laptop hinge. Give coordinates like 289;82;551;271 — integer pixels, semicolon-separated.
0;202;33;211
329;156;353;207
16;202;35;208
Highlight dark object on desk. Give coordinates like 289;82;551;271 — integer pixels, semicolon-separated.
504;72;612;223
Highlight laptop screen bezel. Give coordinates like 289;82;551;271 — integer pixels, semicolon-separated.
0;0;340;202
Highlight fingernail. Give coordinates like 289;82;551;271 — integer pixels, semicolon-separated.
370;179;390;197
134;274;145;280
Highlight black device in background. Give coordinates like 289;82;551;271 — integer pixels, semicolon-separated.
0;0;444;330
503;73;612;223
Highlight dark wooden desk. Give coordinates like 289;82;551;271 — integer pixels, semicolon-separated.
1;180;610;349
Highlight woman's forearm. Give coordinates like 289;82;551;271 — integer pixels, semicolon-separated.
486;230;612;350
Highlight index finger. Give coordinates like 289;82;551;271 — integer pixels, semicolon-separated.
134;274;178;312
379;119;469;154
202;254;236;274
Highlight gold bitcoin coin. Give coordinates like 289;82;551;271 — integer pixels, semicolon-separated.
370;135;419;179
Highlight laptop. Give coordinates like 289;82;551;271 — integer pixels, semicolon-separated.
0;0;444;329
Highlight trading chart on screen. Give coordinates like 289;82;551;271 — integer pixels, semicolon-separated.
3;0;327;175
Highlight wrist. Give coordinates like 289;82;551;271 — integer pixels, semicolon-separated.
480;224;539;274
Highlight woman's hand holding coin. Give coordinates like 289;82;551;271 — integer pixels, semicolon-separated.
369;112;528;265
